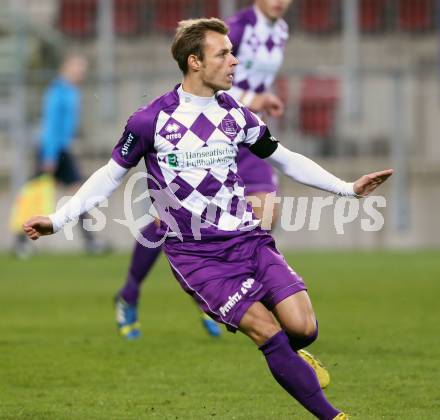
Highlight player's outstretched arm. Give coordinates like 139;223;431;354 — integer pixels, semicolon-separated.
266;143;393;197
22;158;129;240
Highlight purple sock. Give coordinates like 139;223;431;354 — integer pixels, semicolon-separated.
120;222;162;305
259;331;340;420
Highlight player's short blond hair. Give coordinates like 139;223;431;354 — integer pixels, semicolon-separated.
171;18;229;74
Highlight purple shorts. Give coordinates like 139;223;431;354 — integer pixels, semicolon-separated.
163;230;306;332
237;147;278;195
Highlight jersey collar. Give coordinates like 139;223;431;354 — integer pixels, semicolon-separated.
176;84;217;108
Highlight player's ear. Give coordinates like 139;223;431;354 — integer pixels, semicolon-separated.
188;54;202;72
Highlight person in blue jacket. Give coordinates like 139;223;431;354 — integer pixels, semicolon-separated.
15;54;108;256
38;54;87;180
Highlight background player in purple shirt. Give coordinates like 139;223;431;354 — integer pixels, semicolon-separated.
114;0;292;341
24;18;392;419
228;0;290;228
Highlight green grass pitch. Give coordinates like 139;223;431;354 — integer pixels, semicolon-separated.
1;250;439;419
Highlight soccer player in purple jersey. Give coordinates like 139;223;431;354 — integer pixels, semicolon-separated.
24;18;393;419
228;0;290;229
114;0;292;341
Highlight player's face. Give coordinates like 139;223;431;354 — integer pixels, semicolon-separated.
255;0;292;20
199;31;238;93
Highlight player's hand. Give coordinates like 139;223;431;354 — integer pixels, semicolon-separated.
263;93;285;118
247;93;284;117
23;216;54;240
353;169;394;197
248;93;266;113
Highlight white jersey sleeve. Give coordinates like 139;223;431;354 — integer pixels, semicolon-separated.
49;159;129;232
267;144;357;197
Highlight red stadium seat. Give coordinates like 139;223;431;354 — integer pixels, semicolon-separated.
298;77;339;138
58;0;97;38
204;0;220;18
298;0;339;34
153;0;219;34
398;0;435;32
154;0;191;34
114;0;143;36
360;0;387;33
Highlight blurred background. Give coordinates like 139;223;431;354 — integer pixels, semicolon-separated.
1;0;440;252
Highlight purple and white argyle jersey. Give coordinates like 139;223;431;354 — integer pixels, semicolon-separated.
112;84;267;241
226;5;289;98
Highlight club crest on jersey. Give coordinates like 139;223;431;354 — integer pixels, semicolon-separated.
221;118;238;138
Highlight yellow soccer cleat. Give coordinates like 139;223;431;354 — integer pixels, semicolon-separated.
298;349;331;389
333;413;349;420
